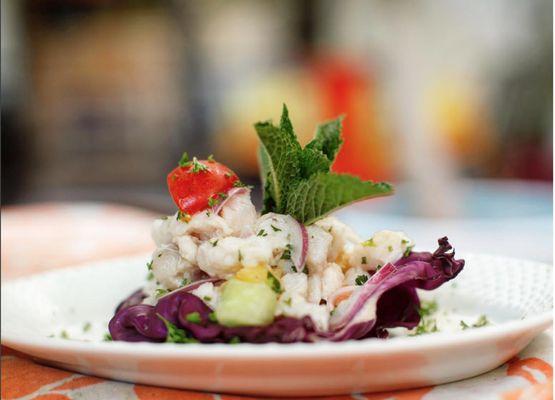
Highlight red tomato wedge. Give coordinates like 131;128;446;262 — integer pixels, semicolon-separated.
167;156;239;216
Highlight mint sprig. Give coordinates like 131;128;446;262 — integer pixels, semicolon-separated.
255;105;393;224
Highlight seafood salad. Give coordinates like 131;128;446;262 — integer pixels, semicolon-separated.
108;106;464;344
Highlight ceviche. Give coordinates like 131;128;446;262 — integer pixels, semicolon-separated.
108;106;464;344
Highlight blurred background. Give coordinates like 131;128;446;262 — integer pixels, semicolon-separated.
2;0;553;264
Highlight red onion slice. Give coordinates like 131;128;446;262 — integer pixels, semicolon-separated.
279;214;308;271
211;187;249;215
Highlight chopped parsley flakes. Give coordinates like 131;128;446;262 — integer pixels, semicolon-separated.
267;272;282;293
355;274;369;286
82;322;92;332
271;224;281;232
362;238;376;247
155;288;169;298
257;229;268;237
185;312;202;324
461;315;489;330
157;314;198;343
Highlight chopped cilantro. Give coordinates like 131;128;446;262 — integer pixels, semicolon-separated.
207;154;215;162
474;315;489;328
82;322;92;332
417;300;438;317
157;314;198;343
211;239;219;247
103;333;113;341
203;296;212;302
461;315;489;330
411;318;439;336
270;224;281;232
208;312;218;323
376;264;383;271
362;238;376;247
185;312;202;324
257;229;268;237
403;245;414;258
361;256;367;264
146;261;153;270
284;297;292;306
178;152;190;167
190;157;209;173
280;244;293;260
355;274;369;286
176;211;190;222
229;336;241;344
146;271;154;281
181;278;190;287
267;272;282;293
401;239;409;244
387;245;393;252
155;288;169;298
291;265;297;273
238;250;243;262
60;330;69;339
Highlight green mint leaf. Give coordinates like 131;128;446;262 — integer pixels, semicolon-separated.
255;104;302;213
305;116;344;162
285;173;393;224
299;147;332;178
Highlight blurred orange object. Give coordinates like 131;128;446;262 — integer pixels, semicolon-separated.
214;55;393;182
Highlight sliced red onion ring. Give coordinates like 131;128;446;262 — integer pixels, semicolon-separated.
211;187;249;215
289;217;308;271
156;277;223;300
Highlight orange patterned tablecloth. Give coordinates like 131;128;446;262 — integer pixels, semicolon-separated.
1;203;552;400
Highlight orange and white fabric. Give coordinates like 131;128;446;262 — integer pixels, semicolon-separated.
1;203;552;400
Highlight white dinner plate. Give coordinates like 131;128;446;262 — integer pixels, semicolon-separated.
1;253;552;397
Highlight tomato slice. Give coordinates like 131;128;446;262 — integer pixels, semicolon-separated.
167;157;239;216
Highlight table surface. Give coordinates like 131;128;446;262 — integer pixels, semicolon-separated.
1;202;552;400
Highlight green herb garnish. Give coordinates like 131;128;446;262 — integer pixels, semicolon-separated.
256;105;393;223
417;300;438;317
403;245;414;258
146;261;153;270
355;274;369;286
103;333;113;341
361;256;367;264
181;278;190;287
185;312;202;324
362;238;376;247
211;239;219;247
83;322;92;332
208;312;218;323
257;229;267;237
155;288;169;298
267;272;282;293
178;152;190;167
270;224;281;232
60;330;69;339
157;314;198;343
229;336;241;344
461;315;489;330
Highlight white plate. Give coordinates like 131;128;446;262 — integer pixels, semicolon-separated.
1;254;552;397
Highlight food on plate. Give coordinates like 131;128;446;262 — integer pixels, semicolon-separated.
108;105;465;343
